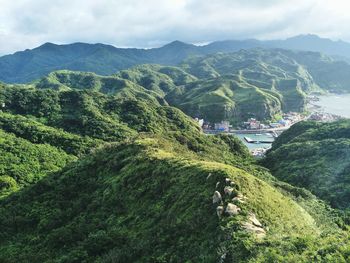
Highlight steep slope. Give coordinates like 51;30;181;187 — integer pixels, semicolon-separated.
166;77;282;124
28;48;333;125
172;49;315;122
278;49;350;92
181;49;318;93
263;120;350;209
0;134;348;262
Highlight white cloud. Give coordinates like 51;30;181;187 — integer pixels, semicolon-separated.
0;0;350;55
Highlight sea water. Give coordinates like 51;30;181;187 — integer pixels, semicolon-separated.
313;94;350;118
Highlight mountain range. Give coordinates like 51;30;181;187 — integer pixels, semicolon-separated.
2;33;350;262
2;34;350;83
1;81;349;262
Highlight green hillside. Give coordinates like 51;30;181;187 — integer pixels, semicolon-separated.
279;49;350;92
23;48;350;125
0;83;202;197
1;133;349;262
263;120;350;209
166;77;282;124
1;73;350;261
3;35;350;84
0;129;75;198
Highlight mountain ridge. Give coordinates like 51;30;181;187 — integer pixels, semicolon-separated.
2;34;350;83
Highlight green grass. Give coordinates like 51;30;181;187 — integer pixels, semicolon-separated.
0;135;347;262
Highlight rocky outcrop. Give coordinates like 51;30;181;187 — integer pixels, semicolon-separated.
210;177;267;239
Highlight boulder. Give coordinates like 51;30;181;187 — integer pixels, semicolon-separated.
242;222;266;238
216;206;224;218
213;191;222;204
232;193;246;203
232;196;245;203
225;203;241;216
224;186;234;196
248;213;262;227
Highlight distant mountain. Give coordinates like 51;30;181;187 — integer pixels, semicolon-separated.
23;48;350;126
2;34;350;83
267;34;350;58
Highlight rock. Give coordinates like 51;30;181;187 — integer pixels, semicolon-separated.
206;173;212;180
224;186;234;196
241;222;266;238
216;181;220;189
248;213;262;227
236;193;244;199
232;196;245;203
225;203;241;216
213;191;222;204
242;213;266;238
232;193;246;203
225;178;231;184
216;206;224;218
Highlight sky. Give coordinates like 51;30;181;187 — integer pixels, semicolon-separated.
1;0;350;55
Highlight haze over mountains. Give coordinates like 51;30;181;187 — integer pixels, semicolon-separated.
2;34;350;83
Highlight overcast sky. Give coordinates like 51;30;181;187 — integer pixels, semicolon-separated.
1;0;350;55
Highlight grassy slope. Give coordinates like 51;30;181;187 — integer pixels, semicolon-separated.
0;135;347;262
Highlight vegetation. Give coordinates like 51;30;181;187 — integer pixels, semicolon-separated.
0;129;75;198
1;44;350;262
30;48;350;124
2;34;350;84
1;134;349;262
263;120;350;209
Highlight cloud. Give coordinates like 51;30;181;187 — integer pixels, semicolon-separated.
0;0;350;55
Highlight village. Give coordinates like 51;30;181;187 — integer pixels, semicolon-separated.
199;112;305;134
198;107;342;157
195;112;306;157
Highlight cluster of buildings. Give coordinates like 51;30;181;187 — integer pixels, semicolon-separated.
243;118;267;130
242;113;303;130
197;112;304;133
195;118;232;132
